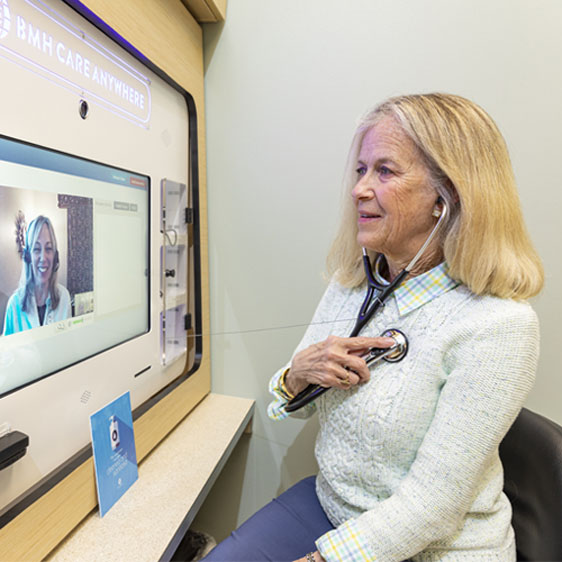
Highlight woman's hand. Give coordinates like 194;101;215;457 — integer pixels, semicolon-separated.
285;335;396;395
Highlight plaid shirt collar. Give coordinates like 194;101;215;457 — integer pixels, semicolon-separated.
392;262;460;316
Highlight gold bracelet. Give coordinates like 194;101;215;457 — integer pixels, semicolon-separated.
279;367;295;400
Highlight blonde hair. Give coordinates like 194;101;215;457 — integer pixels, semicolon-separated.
19;215;61;312
327;93;543;300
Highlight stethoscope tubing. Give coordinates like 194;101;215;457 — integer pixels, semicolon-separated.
284;200;448;413
284;266;405;412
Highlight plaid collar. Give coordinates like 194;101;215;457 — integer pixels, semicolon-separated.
392;262;460;316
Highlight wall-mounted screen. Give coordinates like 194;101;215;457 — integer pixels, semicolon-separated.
0;135;150;397
0;0;200;518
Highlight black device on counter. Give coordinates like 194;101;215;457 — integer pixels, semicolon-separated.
0;431;29;471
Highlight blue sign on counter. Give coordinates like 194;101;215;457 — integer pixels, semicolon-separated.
90;391;138;517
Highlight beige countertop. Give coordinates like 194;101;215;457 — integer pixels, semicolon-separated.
46;393;255;562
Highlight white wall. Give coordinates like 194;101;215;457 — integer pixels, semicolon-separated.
194;0;562;540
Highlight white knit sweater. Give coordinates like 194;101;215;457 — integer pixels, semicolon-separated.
269;279;539;561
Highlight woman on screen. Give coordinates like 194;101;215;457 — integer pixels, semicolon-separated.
3;215;71;335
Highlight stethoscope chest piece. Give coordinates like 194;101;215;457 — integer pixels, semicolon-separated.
285;200;447;413
361;328;409;365
285;327;409;413
380;328;408;362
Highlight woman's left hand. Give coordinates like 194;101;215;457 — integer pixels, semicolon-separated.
293;551;325;562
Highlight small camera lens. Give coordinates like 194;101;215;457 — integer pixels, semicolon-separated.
79;100;89;119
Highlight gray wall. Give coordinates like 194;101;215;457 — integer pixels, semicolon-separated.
193;0;562;541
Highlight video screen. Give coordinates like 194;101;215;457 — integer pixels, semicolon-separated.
0;135;150;397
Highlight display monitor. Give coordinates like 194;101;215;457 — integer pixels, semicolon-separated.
0;135;150;397
0;0;200;518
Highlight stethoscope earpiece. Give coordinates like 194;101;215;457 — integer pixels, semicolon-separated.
432;196;446;218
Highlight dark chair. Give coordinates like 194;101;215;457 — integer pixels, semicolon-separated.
499;407;562;561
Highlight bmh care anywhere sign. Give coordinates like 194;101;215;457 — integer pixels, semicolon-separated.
0;0;151;127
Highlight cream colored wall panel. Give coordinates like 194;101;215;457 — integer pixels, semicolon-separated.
202;0;562;540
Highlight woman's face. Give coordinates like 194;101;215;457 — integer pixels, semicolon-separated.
352;117;440;271
31;223;55;285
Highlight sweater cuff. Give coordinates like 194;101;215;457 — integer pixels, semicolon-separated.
316;519;374;561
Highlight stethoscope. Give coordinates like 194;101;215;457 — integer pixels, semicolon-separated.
284;199;448;412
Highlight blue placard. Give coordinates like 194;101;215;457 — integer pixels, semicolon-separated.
90;391;138;517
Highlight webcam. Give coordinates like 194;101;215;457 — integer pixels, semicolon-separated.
79;99;89;120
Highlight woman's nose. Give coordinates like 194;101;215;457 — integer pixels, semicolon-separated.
352;176;375;201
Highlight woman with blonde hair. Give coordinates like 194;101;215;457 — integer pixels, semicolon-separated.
329;93;542;298
204;93;543;561
3;215;71;335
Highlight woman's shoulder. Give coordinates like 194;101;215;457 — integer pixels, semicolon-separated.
461;285;536;318
316;275;357;303
5;290;21;308
305;275;361;328
442;284;539;336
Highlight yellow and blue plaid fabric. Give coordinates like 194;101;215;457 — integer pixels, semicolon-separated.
393;261;459;316
316;519;374;561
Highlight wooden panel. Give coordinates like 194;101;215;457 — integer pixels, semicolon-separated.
134;363;211;461
182;0;227;22
214;0;227;20
182;0;215;22
0;461;96;562
0;0;213;559
84;0;204;98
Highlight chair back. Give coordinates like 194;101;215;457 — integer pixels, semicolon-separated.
499;407;562;561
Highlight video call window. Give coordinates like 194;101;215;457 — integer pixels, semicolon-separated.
0;135;150;397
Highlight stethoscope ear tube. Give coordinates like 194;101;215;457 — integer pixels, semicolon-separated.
349;269;408;338
284;200;446;413
284;263;408;413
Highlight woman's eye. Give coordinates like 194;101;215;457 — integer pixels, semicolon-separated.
379;165;393;176
356;166;367;176
33;246;53;254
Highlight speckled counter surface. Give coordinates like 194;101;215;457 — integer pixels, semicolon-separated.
46;393;255;562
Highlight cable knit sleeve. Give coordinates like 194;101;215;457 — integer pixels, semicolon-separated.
317;299;539;561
